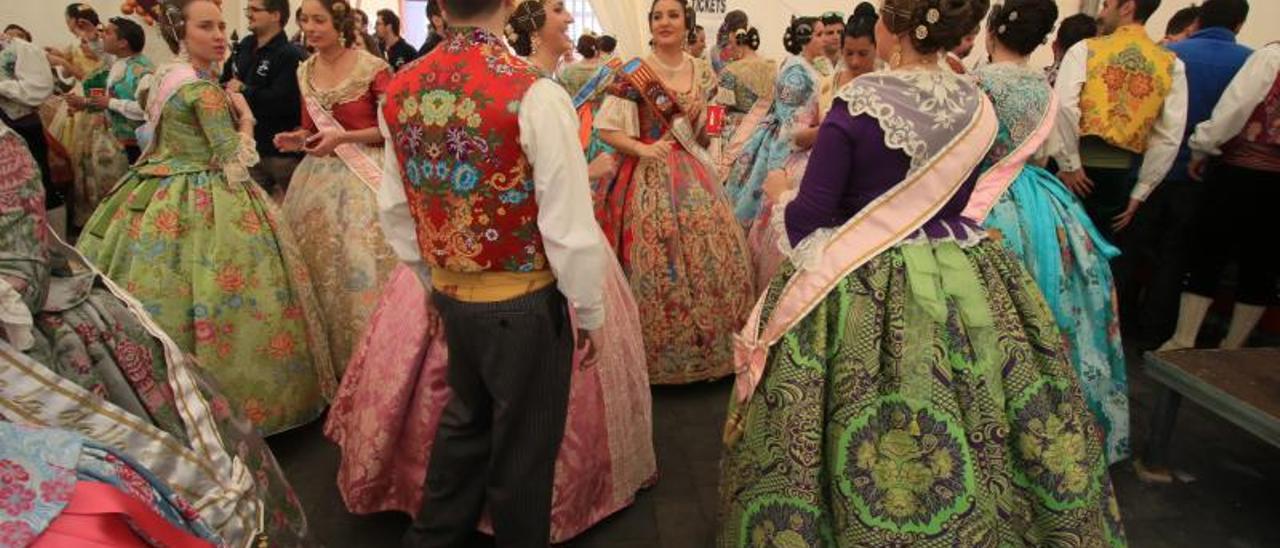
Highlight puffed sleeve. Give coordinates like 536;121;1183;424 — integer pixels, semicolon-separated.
594;79;641;138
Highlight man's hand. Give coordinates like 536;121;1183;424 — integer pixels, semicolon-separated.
1058;169;1095;197
63;94;86;112
1188;156;1208;182
1112;198;1142;233
576;329;602;370
87;95;109;109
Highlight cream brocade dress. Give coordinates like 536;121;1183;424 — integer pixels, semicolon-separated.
281;50;399;376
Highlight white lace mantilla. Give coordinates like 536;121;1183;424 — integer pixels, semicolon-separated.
838;70;980;175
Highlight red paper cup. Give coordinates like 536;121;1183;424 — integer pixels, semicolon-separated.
706;105;726;137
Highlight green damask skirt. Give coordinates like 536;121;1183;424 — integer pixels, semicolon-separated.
719;236;1126;547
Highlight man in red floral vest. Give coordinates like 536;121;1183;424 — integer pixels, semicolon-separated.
1162;43;1280;352
376;0;609;545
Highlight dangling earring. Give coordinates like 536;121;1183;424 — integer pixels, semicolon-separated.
890;43;903;69
531;35;543;55
178;41;191;64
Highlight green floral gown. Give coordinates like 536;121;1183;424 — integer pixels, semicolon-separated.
0;121;309;545
718;72;1125;547
76;68;334;435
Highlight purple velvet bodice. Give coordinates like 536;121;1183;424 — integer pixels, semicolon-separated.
785;99;981;246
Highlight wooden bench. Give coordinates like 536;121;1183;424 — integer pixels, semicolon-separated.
1136;349;1280;483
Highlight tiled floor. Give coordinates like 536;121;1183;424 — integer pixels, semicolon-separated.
269;354;1280;547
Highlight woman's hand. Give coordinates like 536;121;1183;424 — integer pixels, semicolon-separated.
763;169;791;202
636;140;672;161
303;129;347;157
587;153;618;180
227;92;255;128
273;129;310;153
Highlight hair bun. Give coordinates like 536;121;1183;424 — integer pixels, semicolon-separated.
853;1;877;19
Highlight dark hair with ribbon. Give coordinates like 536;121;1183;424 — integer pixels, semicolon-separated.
882;0;991;55
988;0;1057;56
507;0;547;57
577;34;599;58
733;27;761;51
783;16;818;55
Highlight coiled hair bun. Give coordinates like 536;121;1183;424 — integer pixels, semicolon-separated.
845;2;879;41
882;0;991;55
988;0;1058;56
783;16;818;55
734;27;761;51
507;0;547;57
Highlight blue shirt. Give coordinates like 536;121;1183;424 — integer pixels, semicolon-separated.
1166;27;1252;182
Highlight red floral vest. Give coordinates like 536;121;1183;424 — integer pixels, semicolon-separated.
382;28;547;274
1223;69;1280;171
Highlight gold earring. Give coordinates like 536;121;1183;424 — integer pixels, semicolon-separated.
532;35;543;54
890;44;903;68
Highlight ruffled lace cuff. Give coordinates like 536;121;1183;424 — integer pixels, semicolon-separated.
768;189;836;272
220;134;261;186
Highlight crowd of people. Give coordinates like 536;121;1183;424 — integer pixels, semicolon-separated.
0;0;1275;545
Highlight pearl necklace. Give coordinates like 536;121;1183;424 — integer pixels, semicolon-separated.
650;52;689;73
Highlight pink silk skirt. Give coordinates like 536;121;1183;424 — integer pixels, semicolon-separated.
324;259;656;543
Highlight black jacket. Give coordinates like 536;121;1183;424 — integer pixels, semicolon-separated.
385;38;419;71
221;31;307;158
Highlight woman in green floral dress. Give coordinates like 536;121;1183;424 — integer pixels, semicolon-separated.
718;0;1124;545
76;0;334;435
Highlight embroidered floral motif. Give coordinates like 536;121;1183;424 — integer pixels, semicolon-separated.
1078;27;1176;153
383;28;548;274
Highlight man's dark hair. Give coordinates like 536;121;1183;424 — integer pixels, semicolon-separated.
1197;0;1247;31
599;35;617;54
1057;12;1098;51
377;9;401;35
109;17;146;52
1165;4;1201;34
262;0;291;27
1128;0;1163;23
440;0;501;20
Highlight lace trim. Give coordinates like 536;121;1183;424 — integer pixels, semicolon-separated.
839;78;928;172
299;50;389;110
767;188;835;272
220;135;261;186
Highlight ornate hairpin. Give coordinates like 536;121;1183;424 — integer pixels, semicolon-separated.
915;25;929;40
926;8;941;24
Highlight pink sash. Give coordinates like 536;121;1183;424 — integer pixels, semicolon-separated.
134;64;200;160
731;96;999;407
961;92;1060;222
304;96;383;193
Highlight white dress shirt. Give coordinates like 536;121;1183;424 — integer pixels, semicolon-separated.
0;37;55;121
1052;39;1190;201
1189;43;1280;159
105;56;153;122
378;78;608;330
